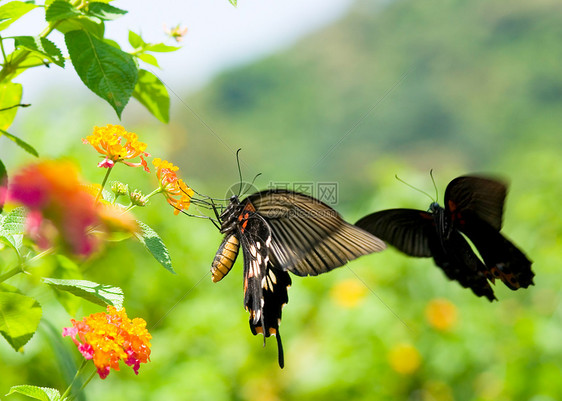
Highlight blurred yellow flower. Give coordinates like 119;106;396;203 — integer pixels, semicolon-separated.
425;298;458;331
83;124;150;172
63;306;152;379
388;343;421;375
153;158;194;215
330;278;368;308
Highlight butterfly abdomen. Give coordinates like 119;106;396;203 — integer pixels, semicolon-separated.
211;234;240;283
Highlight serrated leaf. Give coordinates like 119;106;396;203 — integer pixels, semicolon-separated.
0;128;39;157
51;255;83;316
85;2;127;21
134;220;175;273
0;207;25;254
56;16;104;37
65;29;137;118
0;292;42;351
6;385;61;401
145;43;181;53
45;0;80;23
13;36;64;67
136;53;159;68
132;69;170;123
0;159;6;214
43;278;124;309
0;82;23;130
128;30;144;49
0;1;37;30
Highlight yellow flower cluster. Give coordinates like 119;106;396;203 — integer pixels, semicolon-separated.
83;125;150;172
63;306;152;379
153;158;194;215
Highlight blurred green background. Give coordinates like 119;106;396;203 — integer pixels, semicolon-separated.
1;0;562;399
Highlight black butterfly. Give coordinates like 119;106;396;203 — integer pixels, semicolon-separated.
355;175;534;301
211;189;386;367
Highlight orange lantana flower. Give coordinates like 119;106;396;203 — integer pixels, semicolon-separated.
153;158;194;215
63;306;152;379
83;125;150;172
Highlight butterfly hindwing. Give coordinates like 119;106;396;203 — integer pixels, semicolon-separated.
457;214;534;290
248;190;386;276
429;229;496;301
237;206;289;367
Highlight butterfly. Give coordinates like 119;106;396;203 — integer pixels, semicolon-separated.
211;189;386;367
355;175;534;301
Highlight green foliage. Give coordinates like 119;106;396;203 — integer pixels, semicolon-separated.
135;220;175;274
65;29;137;117
0;0;183;157
43;279;124;309
0;292;42;351
132;69;170;124
6;385;62;401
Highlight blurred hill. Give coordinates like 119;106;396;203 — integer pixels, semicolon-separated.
171;0;562;206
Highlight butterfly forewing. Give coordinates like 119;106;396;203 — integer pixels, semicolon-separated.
249;190;386;276
355;209;434;257
445;176;507;230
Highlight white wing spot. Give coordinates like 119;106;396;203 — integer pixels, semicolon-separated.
249;244;257;257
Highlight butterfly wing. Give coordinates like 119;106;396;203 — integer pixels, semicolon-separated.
355;209;435;257
237;210;291;368
445;175;507;230
446;176;534;290
457;217;534;290
248;190;386;276
429;230;497;301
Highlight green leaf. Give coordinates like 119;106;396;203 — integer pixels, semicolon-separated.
136;53;159;68
0;292;42;351
0;128;39;157
85;2;127;21
0;207;25;255
65;29;137;118
50;255;83;316
45;0;80;23
128;30;145;49
229;0;238;6
13;36;64;67
134;220;175;273
56;16;104;37
0;159;6;214
6;385;61;401
145;43;181;53
0;1;37;30
43;278;124;309
0;82;23;130
132;69;170;123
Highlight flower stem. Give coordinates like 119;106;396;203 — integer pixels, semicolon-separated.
96;166;114;203
0;248;54;283
60;359;89;400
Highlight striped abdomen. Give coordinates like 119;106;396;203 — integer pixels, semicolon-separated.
211;234;240;283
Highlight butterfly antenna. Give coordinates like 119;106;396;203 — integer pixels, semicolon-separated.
235;148;243;197
395;174;436;203
429;169;439;203
239;172;262;197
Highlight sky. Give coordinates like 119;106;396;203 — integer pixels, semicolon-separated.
9;0;354;100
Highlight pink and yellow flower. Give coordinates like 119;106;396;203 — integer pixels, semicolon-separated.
153;158;194;215
6;160;137;255
83;125;150;172
63;306;152;379
7;161;101;255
